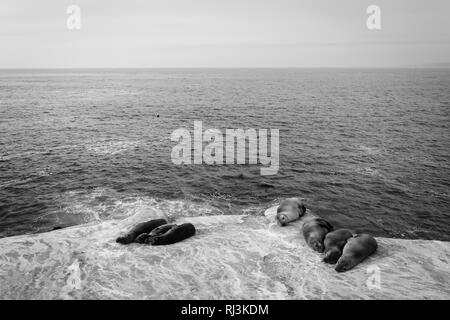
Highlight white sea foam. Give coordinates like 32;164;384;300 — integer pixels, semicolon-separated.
355;167;382;177
48;188;224;227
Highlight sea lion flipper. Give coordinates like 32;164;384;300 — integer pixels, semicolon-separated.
149;223;177;237
135;233;150;244
300;204;306;215
315;218;333;231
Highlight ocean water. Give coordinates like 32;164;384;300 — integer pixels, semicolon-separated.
0;68;449;240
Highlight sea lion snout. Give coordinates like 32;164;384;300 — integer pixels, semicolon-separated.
335;259;352;272
311;240;324;253
277;214;288;226
144;236;158;245
116;235;132;244
323;249;341;264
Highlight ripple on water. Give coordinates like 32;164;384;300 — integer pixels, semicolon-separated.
83;140;141;156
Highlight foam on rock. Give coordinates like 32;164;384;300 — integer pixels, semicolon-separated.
0;206;448;299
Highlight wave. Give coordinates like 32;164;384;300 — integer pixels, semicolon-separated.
0;206;448;299
84;140;141;155
0;166;56;189
0;139;141;162
33;188;232;232
0;144;79;162
358;145;386;156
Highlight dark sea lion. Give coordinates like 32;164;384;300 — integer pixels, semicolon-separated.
116;218;168;244
276;198;306;226
135;224;177;244
322;229;354;264
302;217;333;252
335;233;378;272
143;223;196;245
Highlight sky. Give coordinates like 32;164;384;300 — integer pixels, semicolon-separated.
0;0;449;68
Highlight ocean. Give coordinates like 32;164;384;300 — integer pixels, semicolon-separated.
0;68;449;241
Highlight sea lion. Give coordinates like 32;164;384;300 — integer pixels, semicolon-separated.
302;217;333;252
276;198;306;226
335;233;378;272
142;223;196;245
322;229;354;264
116;218;168;244
135;224;177;244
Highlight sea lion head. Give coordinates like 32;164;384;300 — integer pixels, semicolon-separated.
276;213;290;226
335;257;356;272
276;206;304;226
144;236;159;245
322;249;341;264
116;234;133;244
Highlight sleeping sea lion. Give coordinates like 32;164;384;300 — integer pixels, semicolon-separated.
276;198;306;226
135;224;177;244
143;223;196;245
322;229;354;264
302;217;333;252
335;233;378;272
116;218;168;244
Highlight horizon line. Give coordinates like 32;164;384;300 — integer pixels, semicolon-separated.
1;66;450;70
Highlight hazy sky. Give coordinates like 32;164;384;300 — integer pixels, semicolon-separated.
1;0;449;68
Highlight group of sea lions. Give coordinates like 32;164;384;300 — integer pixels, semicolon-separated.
116;218;196;245
276;198;378;272
115;197;376;272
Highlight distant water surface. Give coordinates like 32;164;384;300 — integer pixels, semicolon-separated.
0;68;449;240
